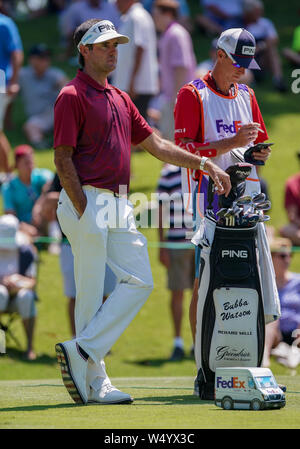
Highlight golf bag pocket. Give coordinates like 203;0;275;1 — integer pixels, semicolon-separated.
195;225;265;400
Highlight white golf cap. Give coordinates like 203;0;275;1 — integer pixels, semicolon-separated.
77;20;129;51
217;28;260;70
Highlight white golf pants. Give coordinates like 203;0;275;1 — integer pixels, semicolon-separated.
57;186;154;373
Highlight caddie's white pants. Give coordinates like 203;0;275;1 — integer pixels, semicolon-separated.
56;186;153;375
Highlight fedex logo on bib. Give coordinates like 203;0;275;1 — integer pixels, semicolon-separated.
216;119;242;134
216;376;245;388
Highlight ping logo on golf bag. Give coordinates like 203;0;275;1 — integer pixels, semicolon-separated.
216;376;245;389
221;249;248;258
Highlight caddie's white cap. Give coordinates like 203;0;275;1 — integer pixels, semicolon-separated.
217;28;260;70
77;20;129;51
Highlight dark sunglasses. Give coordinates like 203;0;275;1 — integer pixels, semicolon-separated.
225;51;242;68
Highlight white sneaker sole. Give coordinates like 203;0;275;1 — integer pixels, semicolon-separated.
55;343;86;405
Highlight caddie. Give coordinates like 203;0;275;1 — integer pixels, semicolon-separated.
174;28;273;354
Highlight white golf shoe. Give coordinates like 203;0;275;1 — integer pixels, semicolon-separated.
88;378;133;405
55;340;89;404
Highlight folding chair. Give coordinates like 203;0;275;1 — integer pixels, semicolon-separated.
0;312;22;349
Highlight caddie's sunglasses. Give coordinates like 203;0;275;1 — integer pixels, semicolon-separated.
222;49;242;68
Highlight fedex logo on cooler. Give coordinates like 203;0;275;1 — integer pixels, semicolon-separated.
216;119;242;134
216;376;245;389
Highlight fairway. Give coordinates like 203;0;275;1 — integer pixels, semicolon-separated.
0;376;299;429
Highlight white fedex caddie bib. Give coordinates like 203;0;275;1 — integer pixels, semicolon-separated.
181;79;261;214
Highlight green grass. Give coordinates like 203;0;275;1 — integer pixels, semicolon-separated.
0;376;299;429
0;0;300;430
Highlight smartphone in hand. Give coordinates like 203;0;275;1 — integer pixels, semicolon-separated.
244;143;274;165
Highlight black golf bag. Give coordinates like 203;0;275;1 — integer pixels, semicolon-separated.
194;221;265;400
194;165;267;400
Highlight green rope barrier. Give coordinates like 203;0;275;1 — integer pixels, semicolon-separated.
8;236;299;252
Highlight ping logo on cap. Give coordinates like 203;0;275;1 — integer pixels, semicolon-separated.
242;46;255;55
97;23;116;34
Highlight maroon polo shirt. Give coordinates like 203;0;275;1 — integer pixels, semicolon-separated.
54;70;153;192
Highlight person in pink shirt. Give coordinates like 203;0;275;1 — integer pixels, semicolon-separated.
53;17;231;407
280;153;300;246
152;0;196;140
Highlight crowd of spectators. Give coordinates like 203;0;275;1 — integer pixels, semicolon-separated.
0;0;299;367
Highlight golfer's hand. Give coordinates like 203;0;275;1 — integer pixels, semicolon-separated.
205;160;231;197
233;124;259;148
252;146;272;163
76;197;87;218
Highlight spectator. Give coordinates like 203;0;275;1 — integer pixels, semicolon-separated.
0;214;37;360
283;24;300;67
144;0;192;31
1;145;54;239
19;44;68;150
40;172;117;338
152;0;196;140
157;163;194;361
195;37;254;85
0;1;18;17
48;1;73;13
280;152;300;247
112;0;159;119
196;0;244;36
0;0;23;175
59;0;120;61
263;237;300;368
242;0;287;92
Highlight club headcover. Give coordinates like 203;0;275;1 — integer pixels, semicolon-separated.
218;163;252;209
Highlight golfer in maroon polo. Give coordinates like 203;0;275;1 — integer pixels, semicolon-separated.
53;18;231;405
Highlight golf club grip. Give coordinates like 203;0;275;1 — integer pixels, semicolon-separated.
207;177;214;210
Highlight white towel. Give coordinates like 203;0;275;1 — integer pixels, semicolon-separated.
257;222;281;324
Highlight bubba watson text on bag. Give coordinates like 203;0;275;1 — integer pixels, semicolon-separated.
194;222;265;400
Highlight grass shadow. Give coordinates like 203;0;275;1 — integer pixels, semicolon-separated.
125;354;195;368
0;403;77;413
134;394;212;406
2;347;57;365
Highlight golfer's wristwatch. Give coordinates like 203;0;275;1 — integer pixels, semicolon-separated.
199;156;208;171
